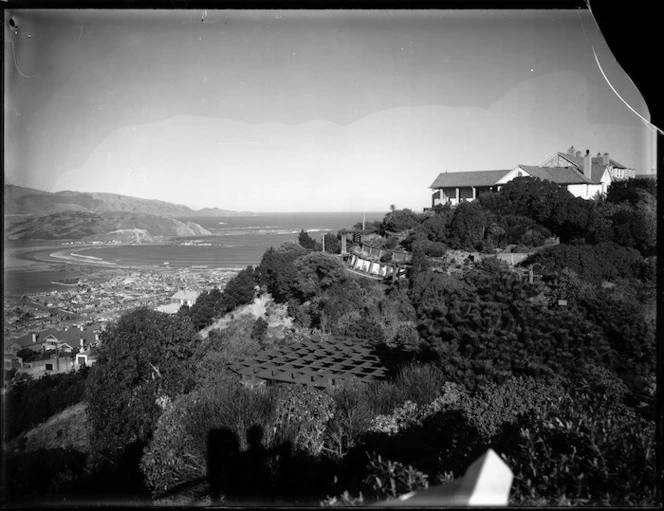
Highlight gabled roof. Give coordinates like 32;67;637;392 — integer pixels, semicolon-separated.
430;170;512;189
14;327;96;349
517;165;593;184
590;164;611;183
553;152;628;170
171;290;200;301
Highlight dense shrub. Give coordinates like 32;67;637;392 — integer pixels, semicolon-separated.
362;454;429;501
325;381;377;458
605;177;656;205
272;384;335;456
416;268;612;391
496;375;656;506
521;242;644;284
141;382;279;496
257;243;307;303
381;209;421;233
251;317;269;342
86;308;198;466
459;376;568;440
392;363;447;406
578;288;656;393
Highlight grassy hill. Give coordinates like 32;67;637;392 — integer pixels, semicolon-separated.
4;402;89;455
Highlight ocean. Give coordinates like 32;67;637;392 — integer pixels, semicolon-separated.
4;212;385;296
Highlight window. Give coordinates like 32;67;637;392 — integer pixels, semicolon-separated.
46;363;53;371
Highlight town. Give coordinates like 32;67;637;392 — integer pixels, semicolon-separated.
3;268;234;377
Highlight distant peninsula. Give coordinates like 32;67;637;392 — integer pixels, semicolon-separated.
3;184;251;218
3;184;254;241
5;210;213;241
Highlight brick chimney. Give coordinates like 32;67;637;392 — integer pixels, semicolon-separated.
602;152;610;165
583;150;592;179
31;333;37;343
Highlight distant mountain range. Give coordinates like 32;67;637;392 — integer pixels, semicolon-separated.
3;184;249;241
4;184;248;217
5;210;212;241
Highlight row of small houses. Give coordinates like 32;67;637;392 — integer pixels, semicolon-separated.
4;326;100;377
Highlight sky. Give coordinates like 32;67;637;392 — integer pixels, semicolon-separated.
4;9;657;213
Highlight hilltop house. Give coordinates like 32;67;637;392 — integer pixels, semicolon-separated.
430;146;632;207
156;289;201;314
170;290;200;307
541;145;636;181
7;326;99;355
4;327;100;377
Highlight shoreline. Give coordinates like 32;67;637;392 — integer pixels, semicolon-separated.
10;243;158;271
8;242;247;273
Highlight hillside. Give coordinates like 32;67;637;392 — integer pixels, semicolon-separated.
4;403;90;455
4;184;248;217
5;211;212;241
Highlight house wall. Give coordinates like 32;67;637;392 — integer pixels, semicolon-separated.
497;167;527;184
610;166;636;180
567;183;604;199
20;356;74;378
433;185;495;206
459;187;474;200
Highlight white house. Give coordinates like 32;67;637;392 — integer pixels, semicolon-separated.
156;289;201;314
430;146;627;207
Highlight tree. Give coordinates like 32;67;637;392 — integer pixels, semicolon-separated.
16;348;39;363
419;208;453;244
251;317;269;342
447;201;489;250
381;209;422;233
298;230;317;250
479;176;591;243
323;232;341;254
220;266;256;312
606;177;656;205
416;267;612;391
189;287;223;330
293;252;348;302
256;244;307;303
86;308;198;465
521;242;644;284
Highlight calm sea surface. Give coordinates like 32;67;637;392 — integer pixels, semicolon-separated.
4;212;384;296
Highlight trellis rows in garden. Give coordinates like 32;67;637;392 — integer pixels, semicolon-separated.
230;337;387;388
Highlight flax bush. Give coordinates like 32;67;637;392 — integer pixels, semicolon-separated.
141;382;279;496
272;384;334;456
363;453;429;501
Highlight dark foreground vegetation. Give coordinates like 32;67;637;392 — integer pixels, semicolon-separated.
2;177;657;506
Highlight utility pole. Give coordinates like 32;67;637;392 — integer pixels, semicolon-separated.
321;234;325;253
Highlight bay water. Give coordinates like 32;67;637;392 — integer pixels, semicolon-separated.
4;212;385;296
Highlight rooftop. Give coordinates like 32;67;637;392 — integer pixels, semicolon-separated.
430;169;512;189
